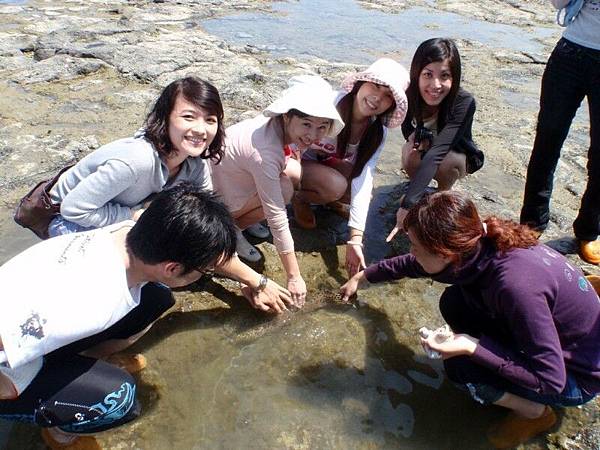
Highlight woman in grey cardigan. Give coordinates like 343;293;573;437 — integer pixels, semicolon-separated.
49;77;222;236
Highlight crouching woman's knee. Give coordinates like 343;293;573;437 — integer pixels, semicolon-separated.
281;176;295;204
443;356;505;405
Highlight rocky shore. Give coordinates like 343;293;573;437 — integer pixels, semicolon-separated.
1;1;598;449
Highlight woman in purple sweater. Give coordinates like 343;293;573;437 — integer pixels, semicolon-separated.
341;191;600;448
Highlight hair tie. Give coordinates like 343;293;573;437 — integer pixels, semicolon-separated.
482;222;488;236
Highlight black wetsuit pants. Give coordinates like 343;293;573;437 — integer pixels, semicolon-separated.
0;282;174;433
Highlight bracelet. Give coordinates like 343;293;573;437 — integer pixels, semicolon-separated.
254;274;268;293
346;241;364;248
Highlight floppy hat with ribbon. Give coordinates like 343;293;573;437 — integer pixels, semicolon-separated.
341;58;410;128
264;75;345;137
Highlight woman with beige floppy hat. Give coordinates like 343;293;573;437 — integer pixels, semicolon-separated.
292;58;410;277
211;75;344;306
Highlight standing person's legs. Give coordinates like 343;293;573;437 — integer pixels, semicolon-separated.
521;39;587;231
574;56;600;263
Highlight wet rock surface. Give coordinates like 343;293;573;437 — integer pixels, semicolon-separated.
1;0;598;449
359;0;554;25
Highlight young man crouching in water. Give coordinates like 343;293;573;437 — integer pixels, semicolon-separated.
0;183;236;449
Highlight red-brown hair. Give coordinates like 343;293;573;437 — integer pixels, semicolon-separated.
403;191;538;265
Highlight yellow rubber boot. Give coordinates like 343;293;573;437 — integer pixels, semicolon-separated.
106;353;147;374
579;240;600;265
41;429;101;450
586;275;600;295
487;406;557;449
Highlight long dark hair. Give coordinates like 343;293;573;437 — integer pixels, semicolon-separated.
403;191;538;266
337;81;390;179
406;38;461;130
144;77;225;163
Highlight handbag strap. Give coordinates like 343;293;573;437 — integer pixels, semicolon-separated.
43;164;75;195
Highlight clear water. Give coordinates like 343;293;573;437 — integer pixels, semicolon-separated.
203;0;555;64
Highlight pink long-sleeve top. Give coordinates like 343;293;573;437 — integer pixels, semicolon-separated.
211;115;294;253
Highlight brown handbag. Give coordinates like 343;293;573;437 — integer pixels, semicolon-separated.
13;165;74;240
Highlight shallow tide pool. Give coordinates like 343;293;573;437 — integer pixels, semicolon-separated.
203;0;555;64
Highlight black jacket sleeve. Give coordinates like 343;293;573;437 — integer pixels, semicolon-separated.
401;90;476;209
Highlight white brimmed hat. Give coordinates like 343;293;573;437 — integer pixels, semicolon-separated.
263;75;345;137
341;58;410;128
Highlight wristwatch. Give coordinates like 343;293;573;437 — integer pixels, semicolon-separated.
255;274;268;293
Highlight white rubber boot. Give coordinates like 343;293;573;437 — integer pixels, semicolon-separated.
245;222;270;239
235;228;262;262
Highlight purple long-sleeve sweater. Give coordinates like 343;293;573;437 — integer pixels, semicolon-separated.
364;240;600;396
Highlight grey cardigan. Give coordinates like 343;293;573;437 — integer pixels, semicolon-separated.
49;134;212;228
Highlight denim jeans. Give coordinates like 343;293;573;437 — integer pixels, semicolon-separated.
521;38;600;240
48;215;95;238
461;373;596;407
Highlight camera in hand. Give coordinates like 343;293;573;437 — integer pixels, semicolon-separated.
413;125;434;150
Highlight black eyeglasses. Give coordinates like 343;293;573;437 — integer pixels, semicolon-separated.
194;265;215;277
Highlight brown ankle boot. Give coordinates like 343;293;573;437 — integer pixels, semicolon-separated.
106;353;147;374
487;406;557;449
41;428;101;450
292;195;316;229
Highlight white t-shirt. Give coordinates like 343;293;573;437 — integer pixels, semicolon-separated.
302;90;389;231
0;222;144;392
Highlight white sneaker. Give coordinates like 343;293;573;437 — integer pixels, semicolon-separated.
235;228;262;262
245;222;270;239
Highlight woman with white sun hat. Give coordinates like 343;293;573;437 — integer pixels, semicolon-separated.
211;74;344;306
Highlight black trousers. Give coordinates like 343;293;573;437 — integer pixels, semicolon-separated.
521;38;600;240
0;282;174;433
